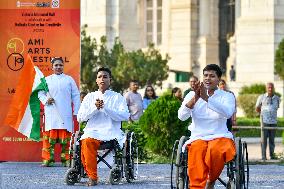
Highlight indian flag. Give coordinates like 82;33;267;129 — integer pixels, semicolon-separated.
4;55;48;141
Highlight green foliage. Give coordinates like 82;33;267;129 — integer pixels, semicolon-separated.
235;117;284;138
275;38;284;80
122;121;148;161
239;84;266;95
80;26;169;93
237;94;260;118
239;83;281;97
139;93;189;157
81;24;98;91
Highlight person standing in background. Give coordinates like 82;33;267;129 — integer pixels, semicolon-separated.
143;85;158;110
256;82;280;160
183;75;198;98
124;80;143;122
38;57;80;167
229;65;236;81
172;87;183;102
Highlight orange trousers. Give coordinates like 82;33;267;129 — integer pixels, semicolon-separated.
81;138;101;180
42;129;71;165
187;138;236;189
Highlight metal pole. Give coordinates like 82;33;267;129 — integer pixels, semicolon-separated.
260;115;265;160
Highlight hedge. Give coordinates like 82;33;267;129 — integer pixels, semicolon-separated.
235;117;284;137
139;93;189;157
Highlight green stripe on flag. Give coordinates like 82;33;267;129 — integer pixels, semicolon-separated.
29;78;49;141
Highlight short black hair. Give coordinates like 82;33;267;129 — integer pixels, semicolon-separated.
97;67;112;78
130;80;138;83
80;91;87;96
51;57;63;64
172;87;180;95
219;79;226;84
203;64;222;78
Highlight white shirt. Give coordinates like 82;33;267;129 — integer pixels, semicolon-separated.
77;90;130;147
38;73;80;132
178;89;235;146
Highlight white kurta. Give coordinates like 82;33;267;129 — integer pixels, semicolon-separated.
178;89;235;147
77;90;130;147
38;73;80;132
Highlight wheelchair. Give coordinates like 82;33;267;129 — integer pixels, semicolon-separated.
65;131;138;185
170;136;249;189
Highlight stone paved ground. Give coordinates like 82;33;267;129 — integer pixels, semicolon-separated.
243;137;284;161
0;138;283;188
0;163;284;189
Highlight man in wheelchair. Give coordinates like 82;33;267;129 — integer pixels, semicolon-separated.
178;64;236;189
76;67;130;186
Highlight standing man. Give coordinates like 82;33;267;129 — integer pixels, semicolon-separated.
229;65;236;81
124;80;143;122
183;75;198;98
38;57;80;167
178;64;236;189
77;67;130;186
256;82;280;160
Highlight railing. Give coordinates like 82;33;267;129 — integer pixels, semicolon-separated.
232;126;284;130
233;116;283;160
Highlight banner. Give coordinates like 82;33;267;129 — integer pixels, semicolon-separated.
0;0;80;161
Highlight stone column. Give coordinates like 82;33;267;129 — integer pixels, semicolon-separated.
226;35;236;80
106;0;119;49
197;0;219;78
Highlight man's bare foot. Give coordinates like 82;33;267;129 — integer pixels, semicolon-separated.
86;178;97;186
205;181;215;189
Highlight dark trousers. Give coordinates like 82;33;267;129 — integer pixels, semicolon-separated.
261;124;276;159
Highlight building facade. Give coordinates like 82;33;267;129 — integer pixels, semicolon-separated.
81;0;284;116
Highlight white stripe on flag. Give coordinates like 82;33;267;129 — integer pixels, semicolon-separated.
18;104;33;138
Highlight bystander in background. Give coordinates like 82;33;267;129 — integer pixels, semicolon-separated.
124;80;143;122
143;85;158;110
255;82;280;160
183;75;198;98
172;87;183;102
229;65;236;81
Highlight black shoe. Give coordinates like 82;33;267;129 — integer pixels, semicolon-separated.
270;154;277;160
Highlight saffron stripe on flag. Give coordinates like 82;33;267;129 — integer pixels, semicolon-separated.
4;55;47;141
4;55;36;129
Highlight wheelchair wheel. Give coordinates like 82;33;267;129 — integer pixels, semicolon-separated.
123;132;138;183
170;136;189;189
70;132;86;178
242;141;249;188
65;168;81;185
235;137;249;189
109;165;122;185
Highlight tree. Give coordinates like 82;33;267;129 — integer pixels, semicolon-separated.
80;24;98;91
275;38;284;80
80;26;170;93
